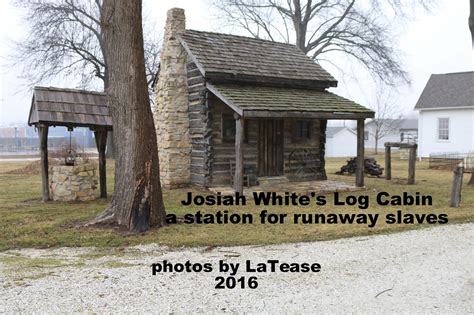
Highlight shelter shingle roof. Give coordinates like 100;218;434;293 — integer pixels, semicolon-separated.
179;30;337;87
28;87;112;129
415;72;474;110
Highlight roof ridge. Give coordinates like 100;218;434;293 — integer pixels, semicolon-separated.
184;29;297;48
432;71;474;76
34;86;105;95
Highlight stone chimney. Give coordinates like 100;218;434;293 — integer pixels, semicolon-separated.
153;8;191;188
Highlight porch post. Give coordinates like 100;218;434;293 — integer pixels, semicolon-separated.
234;113;244;194
356;119;365;187
94;129;108;198
38;124;50;201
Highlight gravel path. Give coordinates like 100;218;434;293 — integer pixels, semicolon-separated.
1;224;473;313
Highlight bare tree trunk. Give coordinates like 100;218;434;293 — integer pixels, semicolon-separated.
92;0;166;232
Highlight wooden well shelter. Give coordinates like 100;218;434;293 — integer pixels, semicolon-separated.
28;86;112;201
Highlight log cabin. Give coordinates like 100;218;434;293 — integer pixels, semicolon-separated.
153;8;374;193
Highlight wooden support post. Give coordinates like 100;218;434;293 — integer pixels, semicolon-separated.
450;164;464;207
94;130;108;198
38;124;50;201
407;144;417;185
234;114;244;195
356;119;365;187
385;145;391;180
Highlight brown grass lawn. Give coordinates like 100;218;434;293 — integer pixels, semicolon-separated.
0;153;473;251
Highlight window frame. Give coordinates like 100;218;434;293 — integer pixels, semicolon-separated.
221;114;249;143
293;120;312;141
437;117;449;141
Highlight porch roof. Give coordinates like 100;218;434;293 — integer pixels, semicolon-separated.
207;83;374;119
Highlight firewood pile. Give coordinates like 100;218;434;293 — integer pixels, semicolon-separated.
336;157;384;177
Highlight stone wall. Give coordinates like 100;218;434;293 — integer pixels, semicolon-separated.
152;8;192;188
50;163;99;201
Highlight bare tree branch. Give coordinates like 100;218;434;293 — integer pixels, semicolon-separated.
10;0;160;92
211;0;436;86
369;88;403;153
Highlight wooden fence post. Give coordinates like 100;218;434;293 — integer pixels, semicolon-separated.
407;144;417;185
385;145;391;180
450;164;464;207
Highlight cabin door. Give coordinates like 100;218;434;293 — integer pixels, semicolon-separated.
258;119;284;176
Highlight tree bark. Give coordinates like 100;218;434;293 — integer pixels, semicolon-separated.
93;0;166;232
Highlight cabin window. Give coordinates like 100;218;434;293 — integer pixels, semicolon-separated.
437;118;449;140
222;115;236;142
222;115;249;143
294;120;312;139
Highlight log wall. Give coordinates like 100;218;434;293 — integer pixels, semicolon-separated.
187;61;213;186
208;97;327;186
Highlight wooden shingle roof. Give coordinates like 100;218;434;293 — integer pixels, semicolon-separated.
179;30;337;89
28;86;112;129
415;72;474;110
208;83;374;119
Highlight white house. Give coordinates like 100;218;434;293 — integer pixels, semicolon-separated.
325;127;357;157
364;119;418;150
415;71;474;158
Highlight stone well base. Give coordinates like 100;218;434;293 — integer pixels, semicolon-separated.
50;163;99;201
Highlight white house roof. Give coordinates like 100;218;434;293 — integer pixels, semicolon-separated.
326;126;356;138
365;119;418;130
414;71;474;110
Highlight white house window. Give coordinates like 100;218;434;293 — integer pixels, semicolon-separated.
364;131;369;141
437;118;449;140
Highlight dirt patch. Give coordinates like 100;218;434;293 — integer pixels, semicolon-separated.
3;160;60;175
5;160;43;175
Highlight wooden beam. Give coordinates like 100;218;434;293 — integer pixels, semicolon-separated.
38;124;50;201
407;144;417;185
234;113;244;195
244;110;374;120
356;119;365;187
385;146;391;180
385;142;417;149
94;130;108;198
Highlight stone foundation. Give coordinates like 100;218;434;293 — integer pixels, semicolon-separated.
50;163;99;201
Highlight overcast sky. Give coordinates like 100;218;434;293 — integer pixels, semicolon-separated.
0;0;472;125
